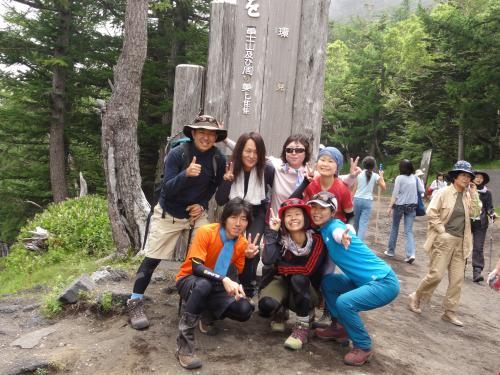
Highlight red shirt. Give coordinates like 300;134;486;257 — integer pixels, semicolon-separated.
303;176;353;223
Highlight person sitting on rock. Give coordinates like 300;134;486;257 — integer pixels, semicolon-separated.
175;197;260;369
259;198;326;350
307;191;400;366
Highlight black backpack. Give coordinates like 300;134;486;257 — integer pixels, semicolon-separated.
142;132;223;249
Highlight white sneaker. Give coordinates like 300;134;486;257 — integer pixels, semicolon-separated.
405;256;415;264
384;250;395;257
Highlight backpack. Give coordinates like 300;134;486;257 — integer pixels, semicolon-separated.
142;131;223;250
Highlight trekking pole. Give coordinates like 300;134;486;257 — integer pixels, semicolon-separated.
374;164;383;244
178;223;195;318
488;214;495;271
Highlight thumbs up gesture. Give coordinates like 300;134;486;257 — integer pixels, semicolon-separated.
186;156;201;177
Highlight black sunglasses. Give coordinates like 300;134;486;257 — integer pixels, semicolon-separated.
285;147;306;154
195;115;220;126
280;198;305;208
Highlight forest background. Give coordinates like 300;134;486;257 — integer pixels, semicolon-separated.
0;0;498;247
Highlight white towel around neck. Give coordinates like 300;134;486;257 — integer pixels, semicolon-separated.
229;168;266;205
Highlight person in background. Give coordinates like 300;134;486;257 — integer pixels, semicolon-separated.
307;192;400;366
385;159;424;264
408;161;481;327
216;132;274;298
175;198;259;369
259;199;325;350
471;171;496;282
487;258;500;291
428;172;447;199
353;156;386;241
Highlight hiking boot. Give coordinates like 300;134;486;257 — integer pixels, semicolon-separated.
127;298;149;330
407;292;422;314
384;250;395;258
314;321;349;345
311;307;331;329
404;256;415;264
176;312;202;369
441;311;463;327
284;322;309;350
270;305;288;333
343;348;373;366
473;268;484;283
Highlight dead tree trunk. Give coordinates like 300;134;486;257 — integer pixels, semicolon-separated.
457;122;464;161
101;0;150;255
49;3;71;203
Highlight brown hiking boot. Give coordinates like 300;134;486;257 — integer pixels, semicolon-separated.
314;321;349;345
127;298;149;330
284;322;309;350
176;312;202;369
407;292;422;314
441;311;463;327
343;348;373;366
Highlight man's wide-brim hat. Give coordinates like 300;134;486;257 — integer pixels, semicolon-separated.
474;171;490;185
278;198;312;220
448;160;475;179
183;115;227;143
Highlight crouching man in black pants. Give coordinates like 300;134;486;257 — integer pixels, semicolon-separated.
175;198;260;369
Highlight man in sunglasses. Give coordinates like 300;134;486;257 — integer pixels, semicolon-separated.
127;115;227;330
307;191;400;366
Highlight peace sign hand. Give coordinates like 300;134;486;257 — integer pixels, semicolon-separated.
224;161;234;181
349;156;362;178
245;233;261;258
186;156;202;177
269;208;281;231
341;228;351;250
304;162;315;181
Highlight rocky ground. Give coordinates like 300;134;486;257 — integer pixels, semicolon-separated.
1;197;499;375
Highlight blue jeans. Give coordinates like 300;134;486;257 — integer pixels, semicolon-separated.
354;197;373;241
387;205;416;258
321;271;400;350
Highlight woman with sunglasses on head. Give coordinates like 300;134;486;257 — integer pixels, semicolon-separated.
259;199;326;350
216;132;274;298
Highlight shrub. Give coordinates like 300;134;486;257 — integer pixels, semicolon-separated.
1;195;114;275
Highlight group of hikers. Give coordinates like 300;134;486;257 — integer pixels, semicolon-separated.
125;114;497;369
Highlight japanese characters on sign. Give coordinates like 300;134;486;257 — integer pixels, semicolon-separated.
245;0;260;18
241;26;256;115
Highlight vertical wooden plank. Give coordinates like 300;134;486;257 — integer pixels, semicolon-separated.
259;0;302;156
204;0;237;128
226;0;269;140
171;64;205;136
292;0;330;158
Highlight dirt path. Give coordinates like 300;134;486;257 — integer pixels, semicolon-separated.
1;196;499;375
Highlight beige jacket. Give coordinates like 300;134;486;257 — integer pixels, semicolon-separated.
424;184;482;258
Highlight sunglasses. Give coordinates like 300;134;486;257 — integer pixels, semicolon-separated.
194;115;220;126
285;147;306;154
280;198;306;208
312;192;335;203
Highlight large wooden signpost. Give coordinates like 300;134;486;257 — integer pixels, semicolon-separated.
174;0;330;157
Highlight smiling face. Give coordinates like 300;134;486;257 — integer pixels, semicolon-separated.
282;207;306;233
242;139;258;171
309;203;335;227
316;155;337;177
285;141;306;169
224;212;249;239
473;174;484;185
192;128;217;152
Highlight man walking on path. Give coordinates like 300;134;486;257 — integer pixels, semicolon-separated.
408;160;482;327
127;115;227;329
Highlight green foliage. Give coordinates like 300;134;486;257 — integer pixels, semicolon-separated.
323;0;500;167
99;291;114;313
1;195;114;278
